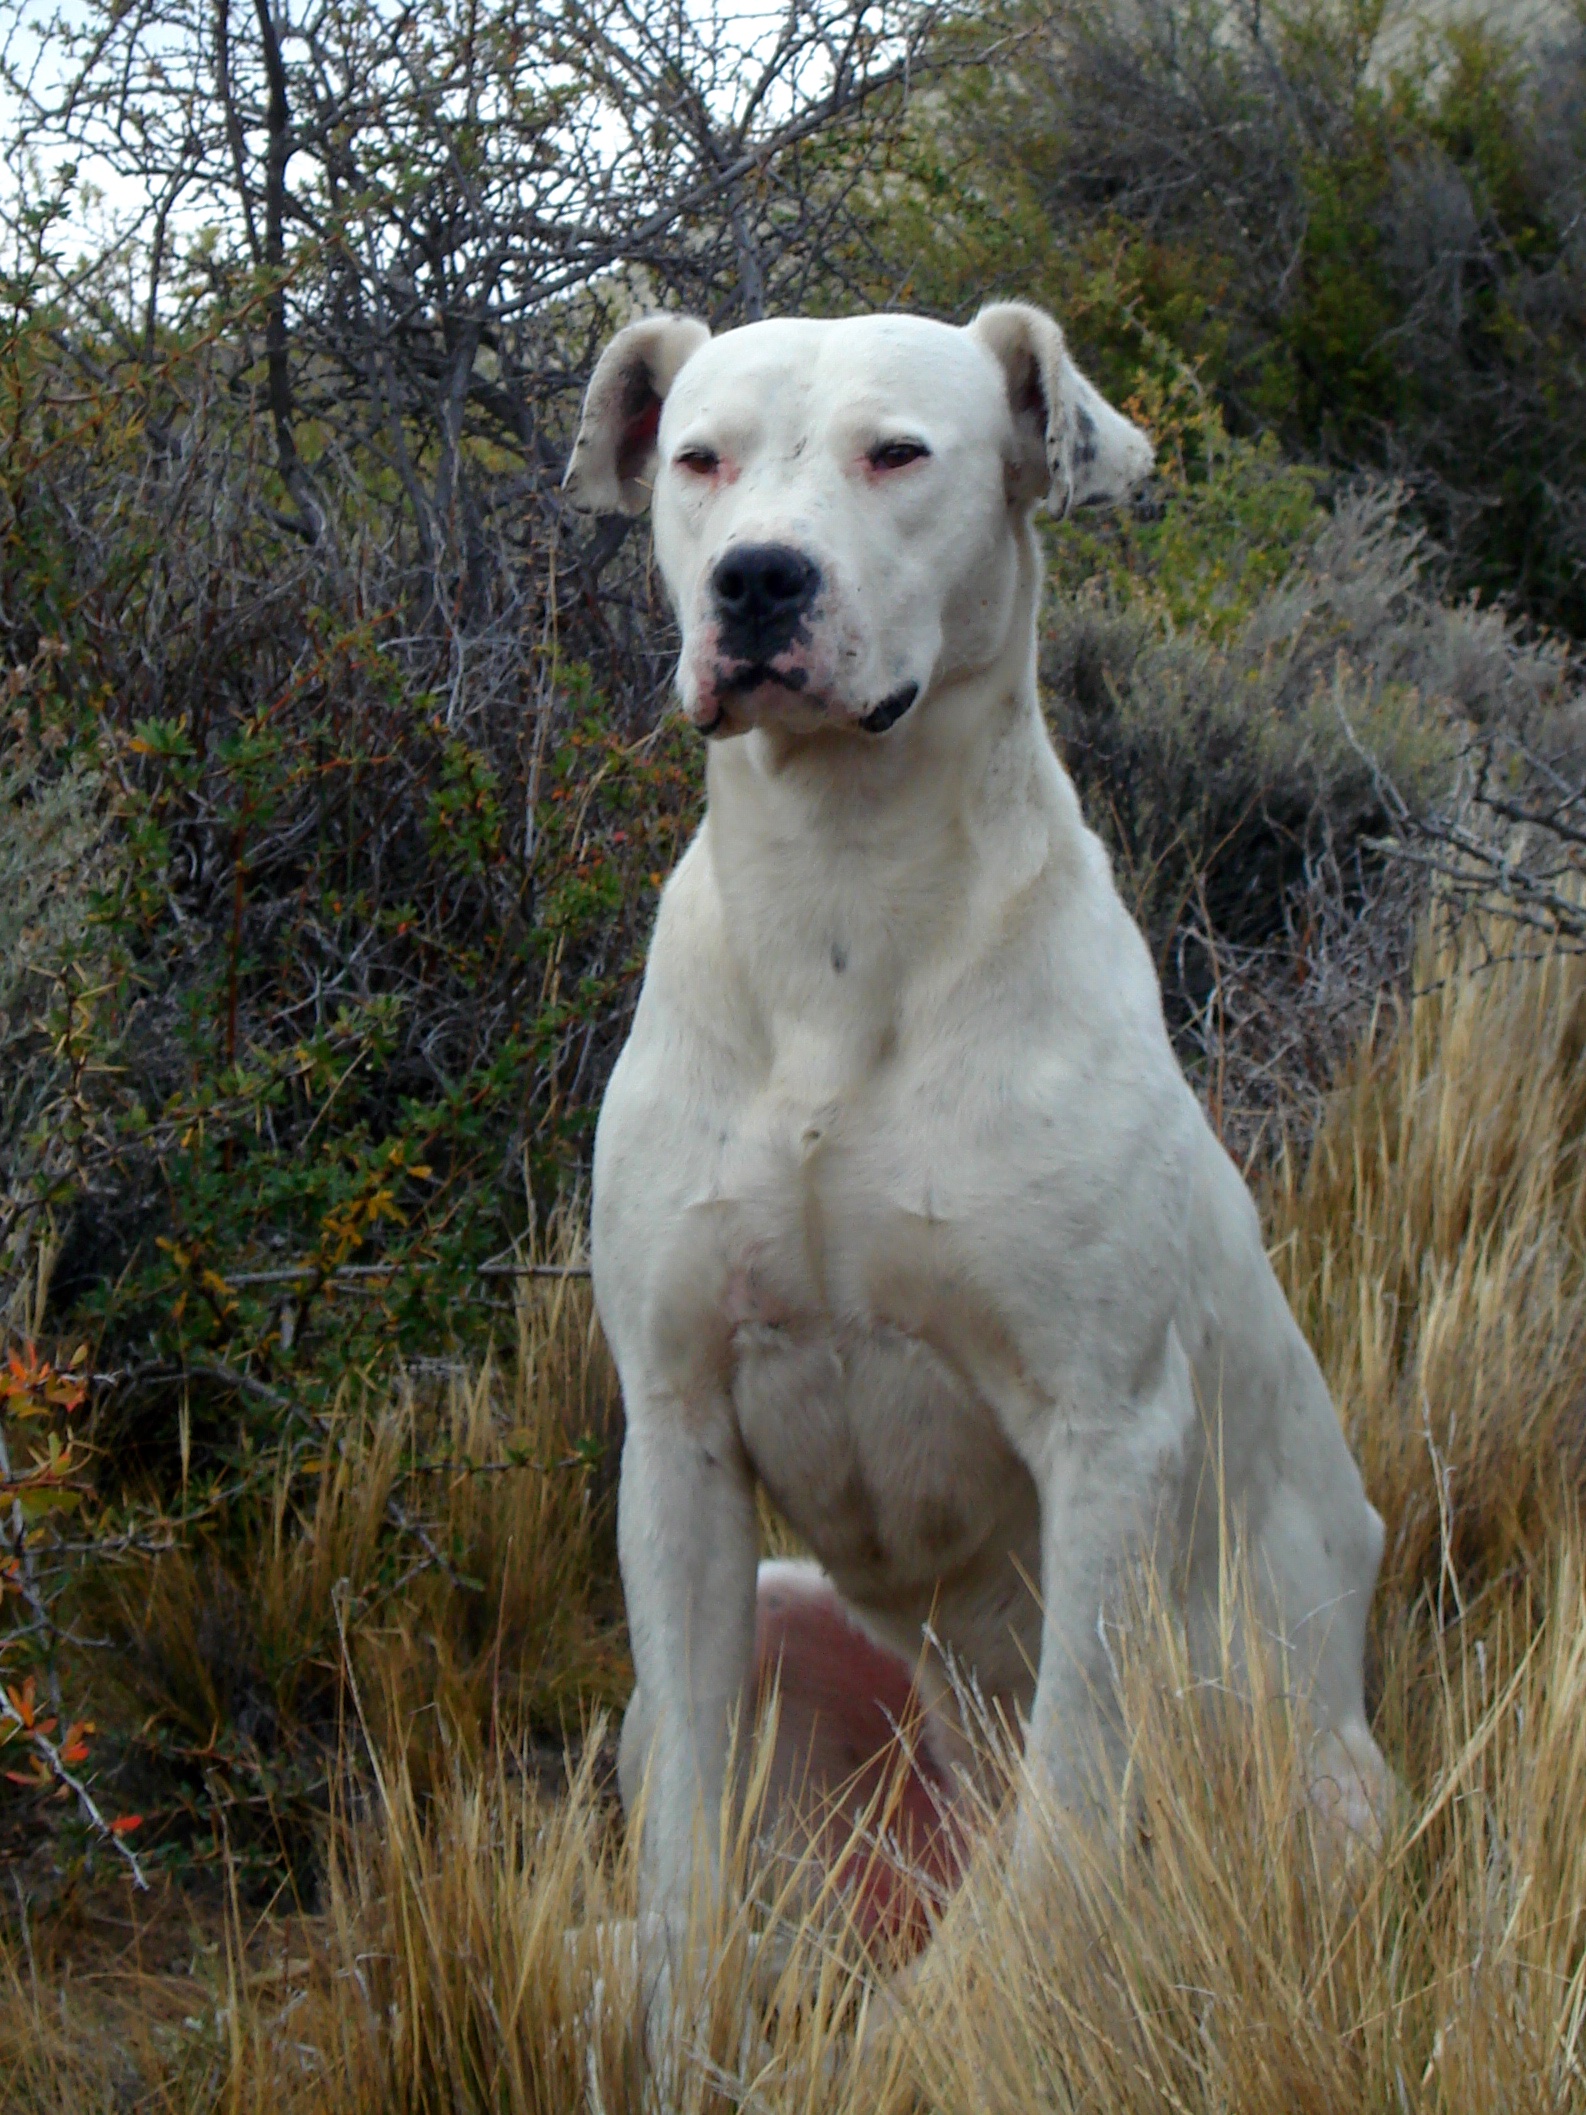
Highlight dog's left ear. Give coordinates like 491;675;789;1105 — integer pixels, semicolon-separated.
969;301;1153;516
563;313;712;516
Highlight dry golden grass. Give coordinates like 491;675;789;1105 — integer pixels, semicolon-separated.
1273;932;1586;1619
68;1237;630;1879
4;926;1586;2113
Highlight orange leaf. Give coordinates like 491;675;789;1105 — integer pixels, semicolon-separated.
109;1813;143;1835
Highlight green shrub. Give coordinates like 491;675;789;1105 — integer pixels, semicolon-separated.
880;0;1586;634
0;314;701;1422
1035;384;1570;1136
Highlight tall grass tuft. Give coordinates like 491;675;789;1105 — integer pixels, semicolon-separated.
1272;928;1586;1617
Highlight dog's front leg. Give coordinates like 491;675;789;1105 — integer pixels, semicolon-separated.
617;1394;759;1970
1015;1327;1197;1851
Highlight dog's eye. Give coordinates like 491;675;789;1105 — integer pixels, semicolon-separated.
675;446;720;476
868;439;930;472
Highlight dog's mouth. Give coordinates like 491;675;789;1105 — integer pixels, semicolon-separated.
694;659;812;738
722;658;809;698
696;668;921;740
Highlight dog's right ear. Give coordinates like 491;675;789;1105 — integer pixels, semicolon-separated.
969;300;1153;517
562;315;712;517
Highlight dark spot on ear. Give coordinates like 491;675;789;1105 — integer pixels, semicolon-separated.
1014;347;1046;421
1073;403;1098;468
615;373;662;485
831;943;847;974
619;361;656;421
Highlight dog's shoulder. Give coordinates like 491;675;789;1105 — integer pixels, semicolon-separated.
635;826;743;1026
597;825;759;1147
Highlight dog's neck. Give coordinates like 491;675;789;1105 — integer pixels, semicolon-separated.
699;534;1086;1101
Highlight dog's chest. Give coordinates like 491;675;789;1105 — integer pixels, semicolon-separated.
732;1308;1024;1597
709;1090;1033;1600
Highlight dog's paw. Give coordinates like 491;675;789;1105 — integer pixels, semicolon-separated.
1307;1722;1392;1855
564;1911;779;2087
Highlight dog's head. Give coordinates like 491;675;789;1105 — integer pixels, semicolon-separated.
563;304;1152;741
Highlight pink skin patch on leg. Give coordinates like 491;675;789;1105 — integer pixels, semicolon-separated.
753;1563;970;1953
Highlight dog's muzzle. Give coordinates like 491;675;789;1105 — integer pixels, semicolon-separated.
695;543;921;739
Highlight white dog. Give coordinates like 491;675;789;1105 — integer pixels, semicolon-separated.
563;302;1387;1961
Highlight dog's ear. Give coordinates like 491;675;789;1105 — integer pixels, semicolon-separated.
562;314;712;516
969;301;1153;516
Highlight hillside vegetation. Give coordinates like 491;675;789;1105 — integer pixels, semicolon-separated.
886;0;1586;632
1;0;1586;2105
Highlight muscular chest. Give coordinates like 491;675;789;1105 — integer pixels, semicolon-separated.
732;1304;1030;1601
697;1090;1033;1597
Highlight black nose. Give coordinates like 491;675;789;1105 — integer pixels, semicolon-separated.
711;543;820;659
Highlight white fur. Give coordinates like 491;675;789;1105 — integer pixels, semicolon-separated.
565;302;1387;1963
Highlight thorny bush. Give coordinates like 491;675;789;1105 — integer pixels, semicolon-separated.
0;297;679;1877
